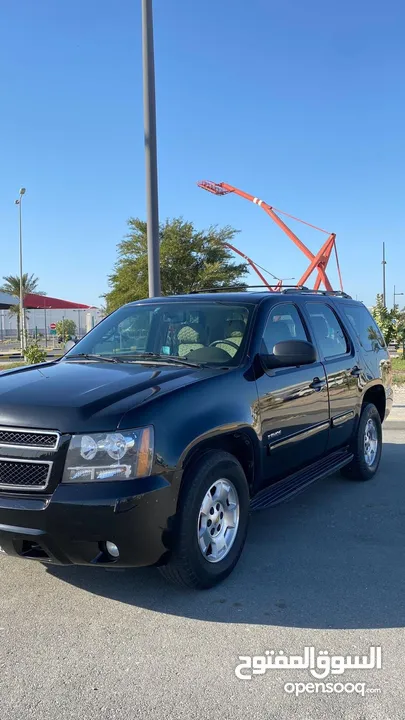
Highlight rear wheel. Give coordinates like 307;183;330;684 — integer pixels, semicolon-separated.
341;402;382;481
159;450;249;589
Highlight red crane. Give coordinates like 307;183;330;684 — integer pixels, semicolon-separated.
197;180;343;292
222;241;282;292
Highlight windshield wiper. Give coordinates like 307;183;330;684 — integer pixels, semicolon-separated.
65;353;123;364
118;352;203;368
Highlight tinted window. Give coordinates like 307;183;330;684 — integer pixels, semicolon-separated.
262;303;308;353
306;303;349;358
343;305;385;352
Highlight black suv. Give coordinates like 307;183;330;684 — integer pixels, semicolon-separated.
0;290;392;588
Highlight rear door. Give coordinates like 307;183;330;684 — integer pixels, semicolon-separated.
256;301;330;484
341;302;391;384
304;301;360;450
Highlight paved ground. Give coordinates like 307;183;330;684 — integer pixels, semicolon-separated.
1;411;404;720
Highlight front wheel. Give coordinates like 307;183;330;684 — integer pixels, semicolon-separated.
159;450;250;589
341;402;382;481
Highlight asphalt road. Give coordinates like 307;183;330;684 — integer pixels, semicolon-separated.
1;416;404;720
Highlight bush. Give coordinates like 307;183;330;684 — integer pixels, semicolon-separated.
24;342;47;365
55;319;77;342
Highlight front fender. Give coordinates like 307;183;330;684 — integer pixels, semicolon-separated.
176;417;261;471
120;367;261;483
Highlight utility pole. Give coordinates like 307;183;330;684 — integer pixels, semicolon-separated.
44;305;48;348
393;285;404;309
382;242;387;307
142;0;161;297
15;187;26;354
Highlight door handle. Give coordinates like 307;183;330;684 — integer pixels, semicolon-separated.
309;377;324;391
350;366;361;377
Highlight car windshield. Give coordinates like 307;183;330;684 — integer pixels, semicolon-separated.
64;301;253;366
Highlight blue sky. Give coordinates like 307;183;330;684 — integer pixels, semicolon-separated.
1;0;404;307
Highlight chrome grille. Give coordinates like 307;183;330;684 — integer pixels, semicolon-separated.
0;458;51;491
0;428;59;450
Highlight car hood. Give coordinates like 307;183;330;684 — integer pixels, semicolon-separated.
0;360;220;433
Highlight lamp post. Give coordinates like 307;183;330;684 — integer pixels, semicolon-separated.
393;285;404;309
14;187;26;354
37;300;48;347
142;0;161;297
382;242;387;307
76;309;81;339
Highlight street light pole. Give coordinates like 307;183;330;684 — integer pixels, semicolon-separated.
393;285;404;308
382;241;387;307
142;0;161;297
15;187;26;354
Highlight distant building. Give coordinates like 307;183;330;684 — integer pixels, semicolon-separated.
0;292;18;310
0;292;103;339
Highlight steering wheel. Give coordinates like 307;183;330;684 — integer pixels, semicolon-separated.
209;339;240;353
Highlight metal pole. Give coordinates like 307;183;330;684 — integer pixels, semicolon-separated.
382;242;386;307
142;0;161;297
394;288;404;310
19;197;24;353
44;305;48;348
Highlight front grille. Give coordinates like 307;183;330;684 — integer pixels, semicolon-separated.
0;428;59;450
0;458;51;491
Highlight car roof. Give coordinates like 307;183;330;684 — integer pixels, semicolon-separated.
130;292;270;305
127;290;359;307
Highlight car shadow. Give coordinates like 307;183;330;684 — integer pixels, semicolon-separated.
46;441;405;630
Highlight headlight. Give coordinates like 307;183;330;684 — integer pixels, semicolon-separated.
62;426;154;483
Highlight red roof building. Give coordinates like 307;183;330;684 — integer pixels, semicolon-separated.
24;293;93;310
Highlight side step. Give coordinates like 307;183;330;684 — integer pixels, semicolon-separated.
250;449;353;511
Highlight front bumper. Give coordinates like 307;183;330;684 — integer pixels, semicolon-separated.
0;475;177;567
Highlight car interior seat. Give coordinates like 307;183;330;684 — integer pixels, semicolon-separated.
215;319;246;357
177;325;205;357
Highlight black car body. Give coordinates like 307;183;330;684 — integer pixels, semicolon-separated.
0;290;392;587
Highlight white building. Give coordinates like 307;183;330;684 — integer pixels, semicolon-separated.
0;292;103;340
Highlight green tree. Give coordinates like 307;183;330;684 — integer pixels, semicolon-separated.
56;319;77;341
104;218;248;312
371;293;402;345
394;306;405;351
0;273;45;340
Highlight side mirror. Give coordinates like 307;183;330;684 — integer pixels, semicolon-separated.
64;340;76;353
261;339;316;370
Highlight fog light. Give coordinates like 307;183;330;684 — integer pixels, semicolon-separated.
105;541;120;558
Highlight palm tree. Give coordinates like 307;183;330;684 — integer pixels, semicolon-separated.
0;274;45;340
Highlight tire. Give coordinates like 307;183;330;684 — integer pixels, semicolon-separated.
341;402;382;481
158;450;250;589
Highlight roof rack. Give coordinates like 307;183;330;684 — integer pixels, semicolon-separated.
281;288;352;299
189;286;353;299
323;290;352;298
189;285;300;294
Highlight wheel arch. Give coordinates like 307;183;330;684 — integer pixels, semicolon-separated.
362;383;386;422
180;426;261;498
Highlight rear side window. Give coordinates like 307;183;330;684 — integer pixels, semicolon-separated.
306;303;349;358
343;305;385;352
262;303;308;353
